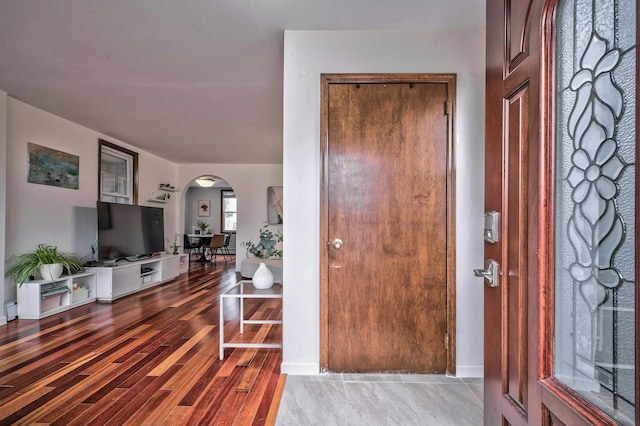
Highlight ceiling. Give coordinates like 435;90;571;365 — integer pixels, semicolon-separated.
0;0;484;164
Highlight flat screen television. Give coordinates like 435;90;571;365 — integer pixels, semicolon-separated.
97;201;165;261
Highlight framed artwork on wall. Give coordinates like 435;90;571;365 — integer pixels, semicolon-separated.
198;200;210;217
27;143;80;190
267;186;283;224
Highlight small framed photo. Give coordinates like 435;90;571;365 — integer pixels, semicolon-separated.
198;200;210;217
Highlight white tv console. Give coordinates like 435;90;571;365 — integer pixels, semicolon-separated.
16;271;97;319
88;254;181;302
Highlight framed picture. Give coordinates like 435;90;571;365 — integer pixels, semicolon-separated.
267;186;283;224
27;143;80;189
198;200;210;217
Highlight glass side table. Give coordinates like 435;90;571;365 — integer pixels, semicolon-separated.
219;280;283;360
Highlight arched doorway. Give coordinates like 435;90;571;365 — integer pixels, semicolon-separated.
181;175;237;264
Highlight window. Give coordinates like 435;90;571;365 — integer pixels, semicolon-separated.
98;139;138;205
221;190;237;232
553;0;636;421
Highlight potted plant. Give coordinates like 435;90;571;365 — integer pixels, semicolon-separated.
196;220;210;234
241;225;283;289
241;225;283;259
6;244;84;286
170;234;180;255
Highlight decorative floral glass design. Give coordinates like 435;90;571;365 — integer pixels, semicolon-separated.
554;0;636;422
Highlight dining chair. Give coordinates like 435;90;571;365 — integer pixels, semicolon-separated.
183;234;200;262
203;234;226;265
221;233;232;261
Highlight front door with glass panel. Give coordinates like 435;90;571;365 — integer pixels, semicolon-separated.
483;0;637;424
551;0;636;422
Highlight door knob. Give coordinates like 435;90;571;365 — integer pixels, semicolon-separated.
332;238;343;249
474;259;499;287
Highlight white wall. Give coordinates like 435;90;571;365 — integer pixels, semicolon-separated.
4;98;178;303
176;165;282;270
2;98;280;315
0;92;7;325
185;186;225;234
283;30;486;376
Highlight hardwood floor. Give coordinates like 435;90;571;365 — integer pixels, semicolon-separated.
0;258;283;425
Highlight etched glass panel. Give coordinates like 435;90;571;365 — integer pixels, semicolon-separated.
554;0;636;423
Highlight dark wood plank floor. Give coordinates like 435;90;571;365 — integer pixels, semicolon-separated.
0;258;283;425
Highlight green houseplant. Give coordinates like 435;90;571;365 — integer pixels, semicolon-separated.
241;225;283;259
196;220;210;234
6;244;84;286
170;233;180;255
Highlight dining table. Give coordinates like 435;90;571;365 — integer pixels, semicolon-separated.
186;234;213;262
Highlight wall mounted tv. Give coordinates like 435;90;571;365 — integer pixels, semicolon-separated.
97;201;165;261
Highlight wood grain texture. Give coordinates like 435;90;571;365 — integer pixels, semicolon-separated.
485;0;540;423
320;74;457;374
0;260;284;425
324;78;452;373
504;86;530;412
505;0;534;74
486;0;637;424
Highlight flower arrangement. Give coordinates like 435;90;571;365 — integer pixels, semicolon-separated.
242;225;283;259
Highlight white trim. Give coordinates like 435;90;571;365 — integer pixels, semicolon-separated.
455;364;484;378
281;362;320;375
100;145;134;204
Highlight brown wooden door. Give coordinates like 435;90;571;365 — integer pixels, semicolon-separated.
320;74;455;373
484;0;540;420
485;0;637;424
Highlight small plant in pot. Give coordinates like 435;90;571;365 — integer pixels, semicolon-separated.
196;220;210;234
6;244;84;286
170;234;181;255
241;225;283;260
241;225;283;289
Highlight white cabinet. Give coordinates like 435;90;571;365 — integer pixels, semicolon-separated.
16;272;97;319
140;259;162;287
162;256;180;281
112;266;141;298
90;255;181;302
15;256;183;316
178;254;189;275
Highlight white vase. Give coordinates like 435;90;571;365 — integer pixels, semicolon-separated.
39;263;63;282
252;262;274;289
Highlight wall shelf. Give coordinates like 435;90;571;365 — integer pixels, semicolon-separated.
147;198;167;204
158;185;177;192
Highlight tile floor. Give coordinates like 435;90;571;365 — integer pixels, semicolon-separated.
276;374;483;426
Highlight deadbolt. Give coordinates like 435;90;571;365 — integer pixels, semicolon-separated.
332;238;343;249
483;211;500;244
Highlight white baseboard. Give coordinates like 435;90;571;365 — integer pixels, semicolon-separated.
455;364;483;378
0;316;6;326
280;362;320;375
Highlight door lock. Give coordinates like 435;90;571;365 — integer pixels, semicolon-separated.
474;259;499;287
332;239;343;249
483;211;500;243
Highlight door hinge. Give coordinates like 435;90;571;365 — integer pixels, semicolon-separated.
445;334;449;349
444;100;451;116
